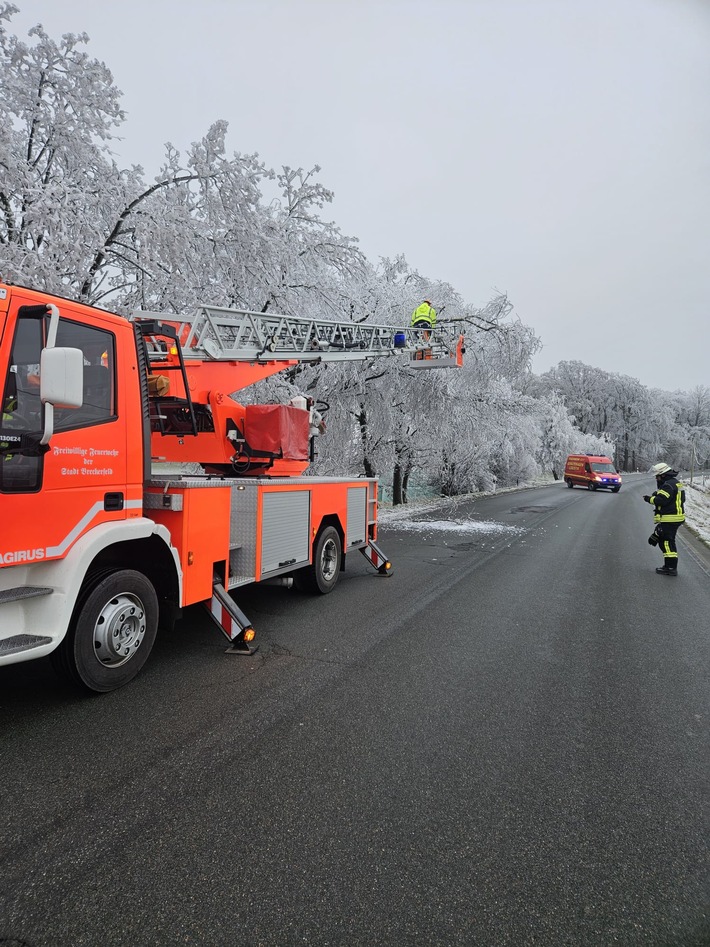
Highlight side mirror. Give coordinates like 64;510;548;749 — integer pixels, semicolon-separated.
40;347;84;408
39;347;84;446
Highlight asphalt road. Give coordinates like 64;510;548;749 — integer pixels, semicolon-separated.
1;476;709;947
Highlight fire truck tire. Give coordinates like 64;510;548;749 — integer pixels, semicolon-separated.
52;569;159;692
294;525;342;594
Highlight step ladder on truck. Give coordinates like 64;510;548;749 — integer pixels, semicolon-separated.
0;284;465;692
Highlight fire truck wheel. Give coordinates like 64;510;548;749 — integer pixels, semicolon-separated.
53;569;159;692
294;525;342;595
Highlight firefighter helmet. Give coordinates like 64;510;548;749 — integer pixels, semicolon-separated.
650;462;672;477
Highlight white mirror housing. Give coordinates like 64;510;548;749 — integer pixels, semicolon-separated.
40;347;84;408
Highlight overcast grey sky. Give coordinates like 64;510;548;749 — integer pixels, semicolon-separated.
10;0;710;391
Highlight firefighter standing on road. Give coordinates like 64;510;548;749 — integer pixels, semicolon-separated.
644;462;685;576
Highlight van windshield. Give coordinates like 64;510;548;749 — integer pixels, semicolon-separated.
591;463;616;473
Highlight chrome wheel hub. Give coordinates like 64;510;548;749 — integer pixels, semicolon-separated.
93;593;147;667
320;539;338;582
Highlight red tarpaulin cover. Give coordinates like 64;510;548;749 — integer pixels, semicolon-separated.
244;404;310;460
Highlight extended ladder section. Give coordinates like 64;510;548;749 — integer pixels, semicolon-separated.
133;305;464;369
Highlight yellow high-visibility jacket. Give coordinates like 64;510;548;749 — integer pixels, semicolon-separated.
411;302;437;327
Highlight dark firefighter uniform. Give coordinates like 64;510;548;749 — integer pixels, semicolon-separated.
644;465;685;575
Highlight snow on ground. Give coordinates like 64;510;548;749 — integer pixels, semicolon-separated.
376;481;546;537
378;474;710;549
684;478;710;546
376;510;526;537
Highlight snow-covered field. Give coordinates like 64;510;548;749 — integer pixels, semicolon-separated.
378;475;710;549
684;479;710;546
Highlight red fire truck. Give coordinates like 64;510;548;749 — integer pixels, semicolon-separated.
0;282;464;691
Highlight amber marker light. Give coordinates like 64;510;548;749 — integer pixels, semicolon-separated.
244;628;256;643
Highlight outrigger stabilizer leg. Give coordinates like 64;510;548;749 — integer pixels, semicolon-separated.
359;539;393;576
204;580;259;655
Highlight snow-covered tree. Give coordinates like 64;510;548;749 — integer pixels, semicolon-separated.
675;386;710;470
536;391;590;479
0;6;125;293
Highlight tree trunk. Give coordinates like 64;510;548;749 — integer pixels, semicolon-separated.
356;404;376;478
402;462;413;504
393;463;404;506
440;452;455;496
393;442;414;506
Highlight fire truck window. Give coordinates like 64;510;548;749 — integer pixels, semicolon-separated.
0;318;43;493
55;324;115;430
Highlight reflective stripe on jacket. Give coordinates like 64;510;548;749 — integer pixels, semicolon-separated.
649;476;686;523
411;302;437;327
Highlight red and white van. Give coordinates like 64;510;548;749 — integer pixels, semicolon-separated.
564;454;622;492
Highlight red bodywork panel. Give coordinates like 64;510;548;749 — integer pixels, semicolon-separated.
146;485;232;606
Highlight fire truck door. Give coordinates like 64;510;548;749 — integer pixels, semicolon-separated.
0;315;128;562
